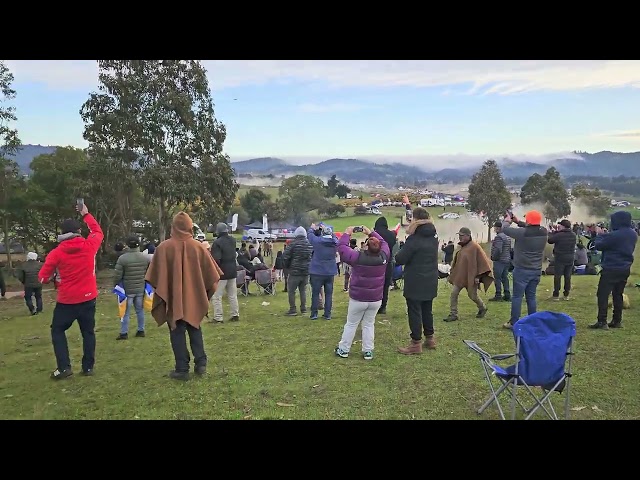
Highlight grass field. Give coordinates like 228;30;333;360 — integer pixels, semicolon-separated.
1;241;639;420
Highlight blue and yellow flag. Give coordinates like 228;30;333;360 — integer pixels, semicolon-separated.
144;282;154;312
113;283;127;320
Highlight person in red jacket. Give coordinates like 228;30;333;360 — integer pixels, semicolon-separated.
39;203;104;380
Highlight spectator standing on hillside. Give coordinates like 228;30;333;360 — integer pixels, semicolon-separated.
441;241;455;265
16;252;44;315
211;222;240;324
145;212;222;380
501;210;548;330
39;202;104;380
374;216;397;315
114;235;151;339
282;227;313;315
443;227;493;322
0;266;5;300
308;224;339;320
490;221;512;302
590;210;638;329
395;207;439;354
334;226;389;361
547;219;577;301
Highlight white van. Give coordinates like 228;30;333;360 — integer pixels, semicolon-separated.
246;229;277;242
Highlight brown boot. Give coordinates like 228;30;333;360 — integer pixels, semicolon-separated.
423;335;436;350
398;339;422;355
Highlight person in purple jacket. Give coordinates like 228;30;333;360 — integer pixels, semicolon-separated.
334;226;390;361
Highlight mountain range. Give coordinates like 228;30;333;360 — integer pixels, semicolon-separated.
7;145;639;185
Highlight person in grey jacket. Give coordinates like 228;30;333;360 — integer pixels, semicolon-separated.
114;235;150;339
490;221;512;302
282;227;313;316
16;252;44;315
501;210;548;329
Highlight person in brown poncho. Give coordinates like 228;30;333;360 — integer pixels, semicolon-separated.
443;227;494;322
145;212;223;380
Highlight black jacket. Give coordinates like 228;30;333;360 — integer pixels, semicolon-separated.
547;229;577;266
282;236;313;277
212;233;238;280
374;216;397;276
394;222;439;301
442;243;455;263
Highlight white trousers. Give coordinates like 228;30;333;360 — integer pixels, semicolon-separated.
338;299;381;353
212;279;240;321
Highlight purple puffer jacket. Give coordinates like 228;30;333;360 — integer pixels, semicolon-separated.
338;232;390;303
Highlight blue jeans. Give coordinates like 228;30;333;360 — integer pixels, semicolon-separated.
510;267;541;325
121;294;145;334
310;274;334;318
493;261;511;297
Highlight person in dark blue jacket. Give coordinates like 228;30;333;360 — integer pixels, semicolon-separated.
590;210;638;329
308;224;338;320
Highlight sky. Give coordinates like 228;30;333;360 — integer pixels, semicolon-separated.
5;60;640;168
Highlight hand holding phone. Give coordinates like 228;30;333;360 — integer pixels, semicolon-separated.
76;198;88;216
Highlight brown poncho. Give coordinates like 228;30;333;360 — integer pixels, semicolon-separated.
145;212;223;330
448;240;494;291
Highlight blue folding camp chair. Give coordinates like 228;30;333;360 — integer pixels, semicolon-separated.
392;264;404;290
464;311;576;420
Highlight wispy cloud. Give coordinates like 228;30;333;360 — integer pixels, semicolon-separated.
602;130;640;138
297;102;363;113
7;60;640;96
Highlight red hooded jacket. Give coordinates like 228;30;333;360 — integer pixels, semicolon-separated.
39;214;104;304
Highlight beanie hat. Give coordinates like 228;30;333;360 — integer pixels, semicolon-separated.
294;226;306;237
61;218;81;234
525;210;542;226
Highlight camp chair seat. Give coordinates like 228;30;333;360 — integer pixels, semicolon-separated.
236;270;249;296
254;269;276;296
464;311;576;420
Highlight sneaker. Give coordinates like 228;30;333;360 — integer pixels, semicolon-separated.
229;316;240;322
335;347;349;358
363;351;373;361
81;369;94;376
503;295;511;302
285;310;298;316
31;310;37;316
608;321;623;328
443;314;458;322
168;371;190;381
502;322;513;330
135;330;145;337
378;308;387;315
50;368;73;380
194;365;206;375
563;296;571;301
116;333;128;340
550;296;560;301
300;309;307;314
488;297;502;302
322;315;331;320
588;322;609;330
310;313;319;320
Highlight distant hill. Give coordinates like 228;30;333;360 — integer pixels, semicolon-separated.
6;145;58;172
9;145;640;184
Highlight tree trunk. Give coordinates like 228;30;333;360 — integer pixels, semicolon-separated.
3;215;12;270
487;224;492;244
159;195;167;242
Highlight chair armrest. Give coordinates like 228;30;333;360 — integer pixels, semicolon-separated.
491;354;516;361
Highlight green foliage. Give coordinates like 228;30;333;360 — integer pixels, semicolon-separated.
279;175;327;224
572;182;611;218
520;173;544;204
335;183;351;199
467;160;512;237
241;188;271;222
80;60;237;241
318;202;346;217
0;61;21;158
521;167;571;222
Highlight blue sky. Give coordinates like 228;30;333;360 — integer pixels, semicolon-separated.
6;60;640;168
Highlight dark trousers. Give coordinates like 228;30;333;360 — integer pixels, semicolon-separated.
553;263;573;297
0;274;5;297
310;274;334;317
25;286;43;313
283;268;290;292
597;268;630;324
51;300;96;372
406;298;434;340
169;320;207;373
380;263;392;311
493;261;511;297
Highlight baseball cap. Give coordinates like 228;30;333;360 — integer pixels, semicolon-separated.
558;219;571;229
458;227;472;236
524;210;542;226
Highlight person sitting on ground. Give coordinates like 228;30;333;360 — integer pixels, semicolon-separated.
334;226;389;360
16;252;44;315
114;235;150;340
443;227;493;322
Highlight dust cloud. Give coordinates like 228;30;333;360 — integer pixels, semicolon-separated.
237;177;282;187
511;201;601;226
397;211;490;244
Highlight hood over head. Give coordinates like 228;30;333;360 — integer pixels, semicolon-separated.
374;216;389;230
610;210;632;230
171;212;194;240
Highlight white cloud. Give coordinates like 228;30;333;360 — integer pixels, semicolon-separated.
597;129;640;138
7;60;640;95
229;151;585;169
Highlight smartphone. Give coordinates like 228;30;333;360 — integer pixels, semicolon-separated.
76;198;84;211
353;226;364;233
